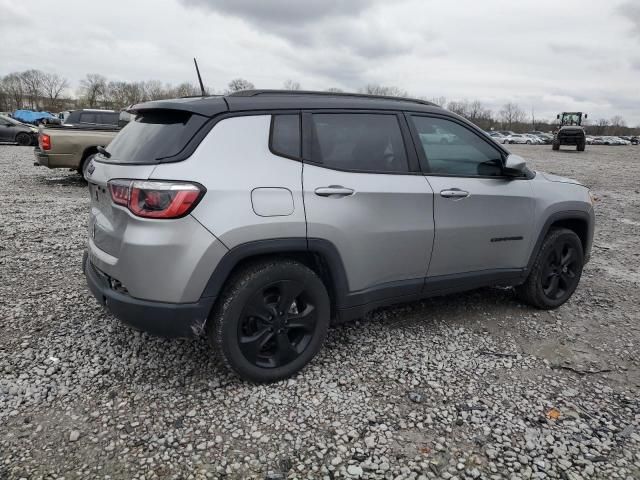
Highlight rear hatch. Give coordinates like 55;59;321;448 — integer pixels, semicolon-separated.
87;109;212;258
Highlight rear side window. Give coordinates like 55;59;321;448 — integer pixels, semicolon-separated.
98;112;119;125
104;110;208;164
79;112;97;124
270;114;300;158
311;113;408;173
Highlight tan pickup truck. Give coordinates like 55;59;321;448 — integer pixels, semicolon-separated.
34;125;120;177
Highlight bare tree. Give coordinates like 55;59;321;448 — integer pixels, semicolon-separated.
610;115;626;135
42;73;69;111
145;80;167;100
447;100;468;117
21;70;46;110
428;96;447;107
1;73;25;110
361;84;408;97
500;103;526;131
594;118;610;135
80;74;108;107
171;82;201;97
226;78;255;93
283;79;301;90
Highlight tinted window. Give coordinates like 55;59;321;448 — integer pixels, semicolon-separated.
104;110;208;164
270;114;300;158
79;112;97;124
311;114;408;173
411;116;503;176
98;112;119;125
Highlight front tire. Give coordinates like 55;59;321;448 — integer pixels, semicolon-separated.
16;132;32;146
209;259;330;383
552;142;560;151
517;228;584;309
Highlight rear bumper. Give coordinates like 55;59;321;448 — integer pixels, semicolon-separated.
33;147;49;167
83;251;215;337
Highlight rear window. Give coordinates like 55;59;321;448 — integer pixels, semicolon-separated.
104;110;208;164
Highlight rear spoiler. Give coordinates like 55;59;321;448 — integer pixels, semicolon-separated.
128;96;228;118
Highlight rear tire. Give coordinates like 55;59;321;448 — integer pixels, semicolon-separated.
78;154;96;179
209;259;330;383
16;132;32;146
577;141;586;152
552;142;560;151
516;228;584;309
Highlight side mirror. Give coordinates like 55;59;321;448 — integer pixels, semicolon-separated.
584;114;588;119
504;154;528;177
556;114;560;120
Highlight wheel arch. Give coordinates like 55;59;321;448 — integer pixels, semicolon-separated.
527;210;593;271
200;238;349;317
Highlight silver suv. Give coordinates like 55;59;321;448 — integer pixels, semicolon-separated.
84;90;595;382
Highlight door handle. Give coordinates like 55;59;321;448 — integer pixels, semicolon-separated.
314;186;355;197
440;189;469;198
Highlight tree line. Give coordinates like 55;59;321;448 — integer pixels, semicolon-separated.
0;69;637;136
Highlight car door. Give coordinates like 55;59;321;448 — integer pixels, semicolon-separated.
0;119;14;141
302;111;435;302
407;113;535;278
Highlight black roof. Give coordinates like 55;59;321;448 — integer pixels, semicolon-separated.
130;89;443;117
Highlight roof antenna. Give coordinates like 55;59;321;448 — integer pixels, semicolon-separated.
193;57;206;96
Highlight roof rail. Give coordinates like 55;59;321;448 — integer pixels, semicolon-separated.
228;89;438;107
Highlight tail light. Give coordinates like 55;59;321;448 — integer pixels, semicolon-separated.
39;133;51;151
107;179;205;219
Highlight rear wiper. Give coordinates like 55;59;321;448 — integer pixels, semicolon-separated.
97;146;111;158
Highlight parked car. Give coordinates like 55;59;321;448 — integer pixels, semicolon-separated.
34;125;119;176
486;131;507;143
631;136;639;145
12;109;58;125
523;134;544;145
0;114;38;145
505;134;530;144
602;136;627;145
83;90;595;382
532;133;553;144
591;137;605;145
63;109;121;128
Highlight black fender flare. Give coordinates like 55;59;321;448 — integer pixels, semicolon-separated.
525;210;594;273
199;237;350;306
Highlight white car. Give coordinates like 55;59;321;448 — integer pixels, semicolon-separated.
603;136;627;145
523;134;544;145
505;134;530;144
486;131;507;143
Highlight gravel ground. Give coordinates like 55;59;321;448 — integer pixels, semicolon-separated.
1;144;638;480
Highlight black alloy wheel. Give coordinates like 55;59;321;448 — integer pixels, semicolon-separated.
516;228;584;309
540;240;580;301
238;279;317;368
210;260;330;382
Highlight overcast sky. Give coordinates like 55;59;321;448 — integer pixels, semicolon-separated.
1;0;639;124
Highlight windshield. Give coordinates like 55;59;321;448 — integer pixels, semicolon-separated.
0;115;21;126
561;113;581;126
